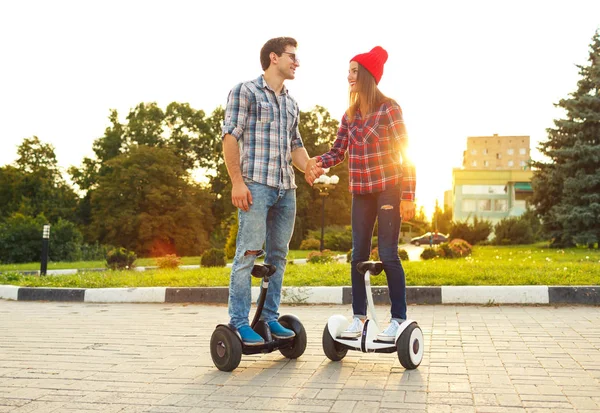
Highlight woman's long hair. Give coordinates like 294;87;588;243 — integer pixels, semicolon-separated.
347;63;389;121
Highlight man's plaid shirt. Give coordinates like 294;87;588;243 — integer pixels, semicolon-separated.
316;100;416;201
222;75;304;189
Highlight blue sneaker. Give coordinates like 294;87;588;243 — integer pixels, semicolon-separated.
238;325;264;346
268;321;295;339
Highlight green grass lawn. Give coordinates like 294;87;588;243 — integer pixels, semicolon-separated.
1;244;599;288
0;250;324;272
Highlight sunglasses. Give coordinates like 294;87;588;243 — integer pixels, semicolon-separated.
281;52;300;64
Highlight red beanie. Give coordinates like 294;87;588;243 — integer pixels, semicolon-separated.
350;46;388;84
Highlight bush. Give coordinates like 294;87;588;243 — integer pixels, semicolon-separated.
79;242;110;261
493;217;535;245
224;213;238;260
437;243;456;259
106;247;137;270
398;248;409;261
449;216;492;245
346;250;352;263
370;247;379;261
420;248;437;260
307;226;352;251
201;248;226;267
299;238;321;250
449;239;473;257
0;214;85;263
155;254;181;269
307;249;335;264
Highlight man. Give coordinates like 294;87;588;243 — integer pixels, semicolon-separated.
221;37;321;346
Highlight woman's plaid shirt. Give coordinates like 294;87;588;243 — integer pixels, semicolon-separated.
316;100;416;201
221;75;304;189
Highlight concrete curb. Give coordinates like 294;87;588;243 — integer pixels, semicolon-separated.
1;285;598;305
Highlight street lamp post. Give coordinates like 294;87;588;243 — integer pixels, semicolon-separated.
313;173;339;252
41;224;50;276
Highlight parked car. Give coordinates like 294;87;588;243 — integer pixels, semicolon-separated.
410;232;448;246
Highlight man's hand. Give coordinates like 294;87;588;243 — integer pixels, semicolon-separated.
231;181;252;212
400;200;416;222
305;158;324;186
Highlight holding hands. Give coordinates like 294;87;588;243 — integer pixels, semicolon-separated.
304;157;324;186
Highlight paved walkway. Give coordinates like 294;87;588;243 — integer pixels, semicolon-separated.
1;301;599;412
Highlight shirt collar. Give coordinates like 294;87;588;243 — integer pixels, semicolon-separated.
256;75;288;95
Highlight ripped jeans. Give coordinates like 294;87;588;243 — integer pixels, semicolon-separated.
350;184;407;320
228;180;296;329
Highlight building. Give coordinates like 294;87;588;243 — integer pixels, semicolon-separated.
452;134;533;224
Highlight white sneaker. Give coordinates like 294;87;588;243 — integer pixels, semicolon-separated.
376;319;405;342
340;317;364;338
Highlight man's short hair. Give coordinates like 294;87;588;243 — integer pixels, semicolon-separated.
260;37;298;71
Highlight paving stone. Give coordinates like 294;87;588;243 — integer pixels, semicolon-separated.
0;301;599;412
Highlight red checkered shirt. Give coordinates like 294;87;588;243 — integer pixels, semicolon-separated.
316;100;416;200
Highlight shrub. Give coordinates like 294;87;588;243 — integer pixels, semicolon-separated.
370;247;379;261
493;217;534;245
201;248;226;267
0;214;84;263
307;249;335;264
420;248;438;260
437;243;456;259
224;214;238;259
155;254;181;269
106;247;137;270
449;216;492;245
449;239;473;257
307;226;352;251
398;248;409;261
347;250;352;263
299;238;321;250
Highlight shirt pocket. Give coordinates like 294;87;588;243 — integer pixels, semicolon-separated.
364;121;389;144
286;106;297;136
257;101;274;123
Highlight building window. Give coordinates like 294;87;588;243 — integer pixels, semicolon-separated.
507;148;514;155
508;160;514;167
483;148;488;155
462;200;476;212
478;199;492;211
494;199;508;212
496;153;502;159
483;160;489;167
462;185;506;195
519;148;526;155
520;160;527;167
471;149;477;155
471;160;477;167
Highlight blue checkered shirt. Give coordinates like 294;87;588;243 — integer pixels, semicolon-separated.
222;75;304;189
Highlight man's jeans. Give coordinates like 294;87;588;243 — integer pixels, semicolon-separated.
350;185;407;320
228;181;296;329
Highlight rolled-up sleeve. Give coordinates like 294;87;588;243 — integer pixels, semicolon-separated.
316;113;349;168
222;83;249;141
387;104;416;202
290;103;304;151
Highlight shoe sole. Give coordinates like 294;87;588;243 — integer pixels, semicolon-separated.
272;333;295;339
376;336;395;342
339;333;361;339
243;340;265;346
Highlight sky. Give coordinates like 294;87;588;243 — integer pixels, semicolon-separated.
1;0;599;217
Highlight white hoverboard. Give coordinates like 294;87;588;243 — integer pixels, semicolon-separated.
322;261;424;369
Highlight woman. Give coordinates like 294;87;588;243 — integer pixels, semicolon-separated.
306;46;416;341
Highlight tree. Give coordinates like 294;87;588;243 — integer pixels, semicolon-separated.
531;31;600;248
89;146;215;257
0;137;77;223
430;200;453;235
70;102;216;236
292;106;351;248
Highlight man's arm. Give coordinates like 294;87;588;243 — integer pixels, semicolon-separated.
223;134;252;211
292;148;324;185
